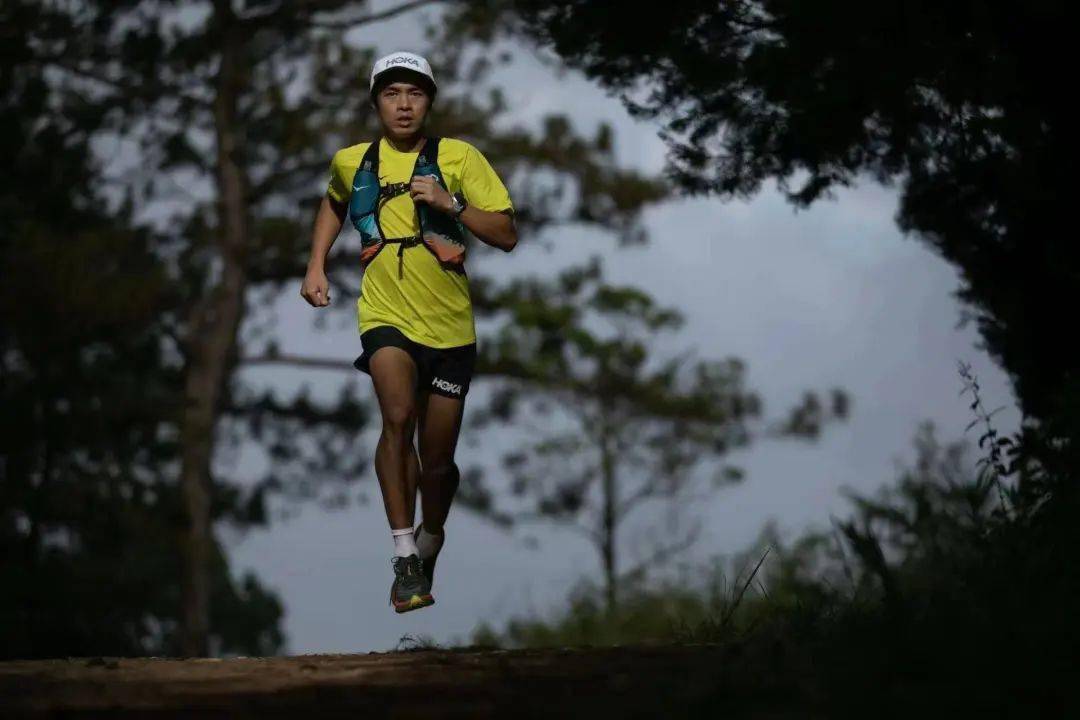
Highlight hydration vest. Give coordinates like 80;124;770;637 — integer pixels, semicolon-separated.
348;136;467;279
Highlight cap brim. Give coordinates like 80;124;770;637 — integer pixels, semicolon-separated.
370;67;437;94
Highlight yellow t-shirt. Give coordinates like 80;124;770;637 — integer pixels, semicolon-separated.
326;137;513;348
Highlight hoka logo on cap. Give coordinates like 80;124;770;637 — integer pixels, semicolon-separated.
386;55;420;68
369;51;437;92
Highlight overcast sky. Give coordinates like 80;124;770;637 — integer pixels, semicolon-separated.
223;2;1021;655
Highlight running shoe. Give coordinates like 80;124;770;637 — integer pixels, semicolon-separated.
389;553;434;613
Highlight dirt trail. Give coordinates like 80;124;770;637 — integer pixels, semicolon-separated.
0;643;811;718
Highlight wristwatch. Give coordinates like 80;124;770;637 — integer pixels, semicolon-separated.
450;192;467;218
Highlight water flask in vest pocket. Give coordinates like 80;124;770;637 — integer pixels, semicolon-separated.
421;227;466;265
412;167;467;267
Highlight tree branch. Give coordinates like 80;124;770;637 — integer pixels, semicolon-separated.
510;511;601;546
308;0;439;28
617;519;703;583
35;58;209;108
615;478;664;518
242;0;438;31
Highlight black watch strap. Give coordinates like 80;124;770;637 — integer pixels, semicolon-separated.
452;192;467;217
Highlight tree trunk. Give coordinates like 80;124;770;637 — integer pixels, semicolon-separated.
599;409;618;616
178;1;249;657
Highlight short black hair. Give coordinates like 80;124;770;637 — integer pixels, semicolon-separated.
369;67;436;105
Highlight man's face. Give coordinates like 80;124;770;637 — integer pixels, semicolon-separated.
374;81;431;139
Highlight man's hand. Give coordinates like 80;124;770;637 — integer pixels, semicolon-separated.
300;265;330;307
410;175;454;214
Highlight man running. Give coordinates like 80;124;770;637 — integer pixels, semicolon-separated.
300;51;517;613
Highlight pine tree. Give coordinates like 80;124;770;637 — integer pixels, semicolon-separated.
23;0;666;655
0;1;282;657
466;257;850;613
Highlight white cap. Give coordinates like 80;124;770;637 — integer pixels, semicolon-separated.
369;51;437;93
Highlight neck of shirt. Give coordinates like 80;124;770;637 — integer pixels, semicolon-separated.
383;134;425;154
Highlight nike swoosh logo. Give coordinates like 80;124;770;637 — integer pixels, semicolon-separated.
353;184;371;191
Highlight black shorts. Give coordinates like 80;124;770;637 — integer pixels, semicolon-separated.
353;325;477;400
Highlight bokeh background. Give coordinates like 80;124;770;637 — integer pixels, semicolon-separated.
4;2;1072;688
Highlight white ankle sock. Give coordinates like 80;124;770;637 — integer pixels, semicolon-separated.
391;526;419;558
415;523;444;559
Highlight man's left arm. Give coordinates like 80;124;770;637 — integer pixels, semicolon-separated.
410;178;517;251
456;204;516;252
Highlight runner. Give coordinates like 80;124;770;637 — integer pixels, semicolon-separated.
300;51;517;613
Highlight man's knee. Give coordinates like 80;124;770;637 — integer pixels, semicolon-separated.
381;404;414;437
420;456;459;481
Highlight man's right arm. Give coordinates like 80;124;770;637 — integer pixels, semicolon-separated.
300;195;347;307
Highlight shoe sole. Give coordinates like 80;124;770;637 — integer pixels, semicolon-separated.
393;592;435;613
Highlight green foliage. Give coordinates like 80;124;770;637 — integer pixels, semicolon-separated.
472;549;773;649
472;366;1077;711
483;412;1019;650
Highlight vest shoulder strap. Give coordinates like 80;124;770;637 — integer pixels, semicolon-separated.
361;135;441;177
360;137;380;173
416;136;440;167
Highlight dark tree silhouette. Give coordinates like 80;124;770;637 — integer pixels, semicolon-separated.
0;0;282;658
509;0;1076;477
